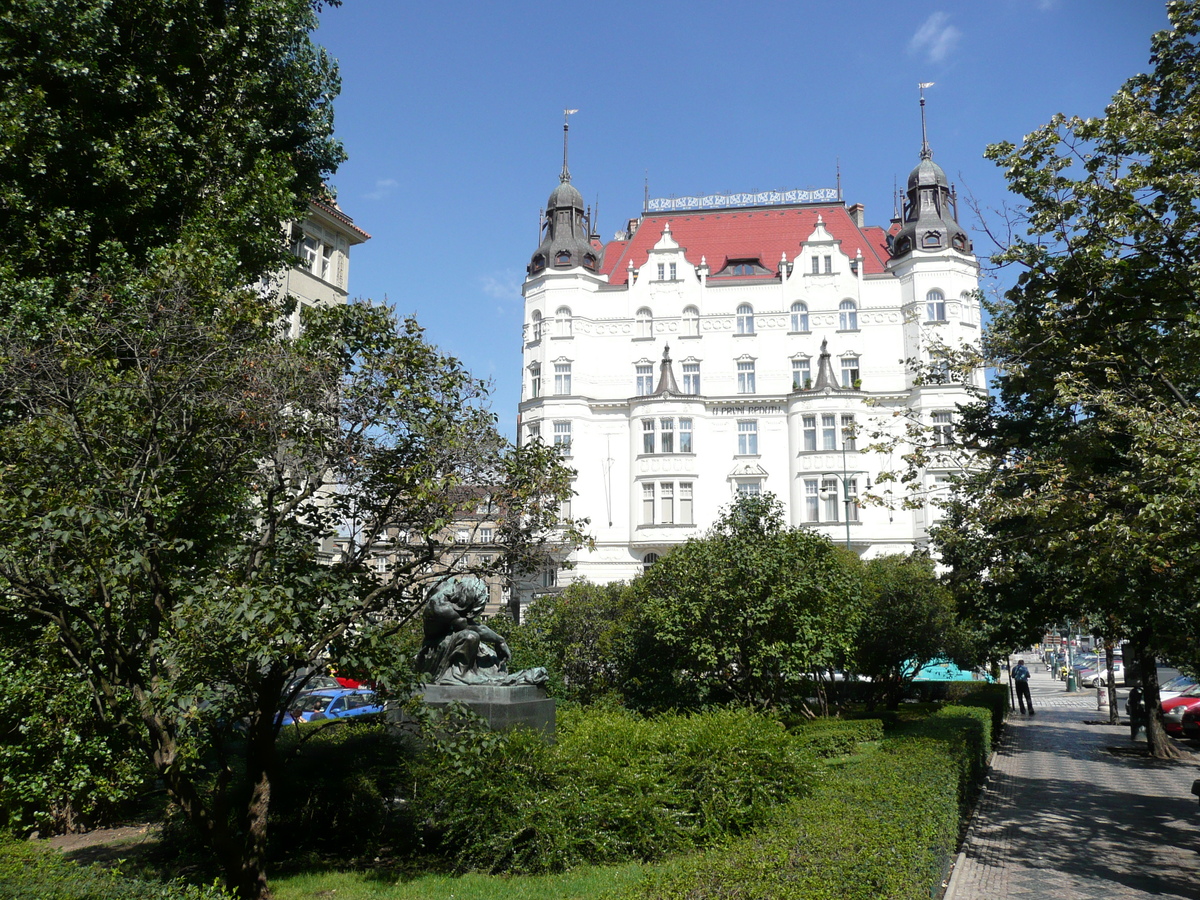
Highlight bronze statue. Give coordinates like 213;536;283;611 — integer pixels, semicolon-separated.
415;577;546;686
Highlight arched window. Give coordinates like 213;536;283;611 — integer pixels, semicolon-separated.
926;289;946;322
583;253;597;270
790;301;809;333
643;552;660;572
531;254;546;273
682;306;700;337
736;304;755;335
839;300;858;331
555;250;572;266
530;311;543;341
556;306;573;337
636;307;653;339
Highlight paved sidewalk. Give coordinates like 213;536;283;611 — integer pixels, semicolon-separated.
945;667;1200;900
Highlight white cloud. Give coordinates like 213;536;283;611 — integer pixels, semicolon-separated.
363;178;399;201
480;270;523;303
908;12;961;65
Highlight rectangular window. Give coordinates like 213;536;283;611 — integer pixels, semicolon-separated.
933;411;953;446
805;478;820;522
841;357;860;388
679;418;693;453
680;482;694;524
554;362;571;394
737;360;756;394
553;420;572;454
846;477;860;522
636;363;654;395
660;482;674;524
737;420;758;455
803;415;817;452
669;262;677;280
479;527;494;543
822;414;837;450
642;482;655;524
930;352;950;383
657;263;665;280
811;256;820;274
642;418;656;454
455;528;469;543
822;476;840;522
530;364;541;398
792;358;811;390
526;421;541;443
737;481;763;498
931;474;953;522
659;418;674;453
559;496;572;522
824;255;832;274
841;414;857;452
683;362;700;395
321;243;334;280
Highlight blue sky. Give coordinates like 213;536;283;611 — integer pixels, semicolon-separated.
315;0;1170;438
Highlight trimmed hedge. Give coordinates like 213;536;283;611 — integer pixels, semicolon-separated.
782;715;885;757
0;839;230;900
609;704;992;900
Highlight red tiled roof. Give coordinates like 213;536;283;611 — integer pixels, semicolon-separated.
599;204;891;285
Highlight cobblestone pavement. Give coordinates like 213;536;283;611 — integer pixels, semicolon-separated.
944;666;1200;900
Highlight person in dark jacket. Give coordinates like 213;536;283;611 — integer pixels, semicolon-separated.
1013;659;1034;714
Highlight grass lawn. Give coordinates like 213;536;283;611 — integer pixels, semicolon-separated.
270;862;650;900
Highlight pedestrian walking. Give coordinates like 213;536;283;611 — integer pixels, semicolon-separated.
1013;658;1034;714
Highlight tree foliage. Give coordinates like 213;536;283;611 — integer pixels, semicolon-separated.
0;0;344;291
946;0;1200;757
624;494;866;711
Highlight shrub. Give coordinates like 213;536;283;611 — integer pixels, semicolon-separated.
782;716;885;757
408;705;818;874
612;705;989;900
0;838;231;900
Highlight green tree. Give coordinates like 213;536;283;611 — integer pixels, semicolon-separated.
505;581;635;705
950;0;1200;757
852;554;970;709
625;494;865;712
0;269;580;899
0;0;344;292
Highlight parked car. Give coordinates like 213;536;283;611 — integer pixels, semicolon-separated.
1159;674;1199;701
1180;705;1200;740
1161;685;1200;736
1080;660;1125;687
279;688;384;725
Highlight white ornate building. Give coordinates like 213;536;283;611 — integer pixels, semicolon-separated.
516;117;983;608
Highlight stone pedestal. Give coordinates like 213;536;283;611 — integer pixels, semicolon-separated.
409;683;556;736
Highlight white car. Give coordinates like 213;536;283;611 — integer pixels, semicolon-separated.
1081;660;1124;687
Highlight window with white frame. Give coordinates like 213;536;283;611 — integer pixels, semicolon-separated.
841;414;857;451
479;527;494;543
930;351;950;383
643;552;659;572
531;311;544;341
679;418;693;453
811;256;820;275
682;361;701;394
682;306;700;337
846;477;860;522
660;481;675;524
802;415;817;451
556;306;573;336
642;482;655;524
300;235;334;281
680;482;694;523
659;418;675;453
529;363;541;398
558;495;571;522
642;418;656;454
553;421;572;454
737;360;756;394
636;363;654;395
526;421;541;443
737;420;758;455
657;263;665;281
824;255;832;274
822;414;837;450
841;356;860;388
791;301;809;332
930;474;953;521
792;357;811;390
636;307;653;338
926;289;946;322
839;300;858;331
932;411;954;446
669;262;677;280
737;480;763;498
804;478;820;522
455;529;469;543
736;304;755;335
822;476;840;521
554;362;571;394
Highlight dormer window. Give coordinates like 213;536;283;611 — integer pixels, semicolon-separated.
922;231;942;249
717;259;762;277
531;254;546;273
583;253;597;270
555;250;572;266
952;234;967;251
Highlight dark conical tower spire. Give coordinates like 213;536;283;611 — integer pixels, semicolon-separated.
561;108;576;182
919;82;934;160
528;111;603;275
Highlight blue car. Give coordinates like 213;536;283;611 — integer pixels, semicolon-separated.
280;688;383;725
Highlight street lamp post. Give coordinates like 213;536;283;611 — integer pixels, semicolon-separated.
829;436;870;550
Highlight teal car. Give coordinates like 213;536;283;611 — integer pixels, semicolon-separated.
907;658;995;683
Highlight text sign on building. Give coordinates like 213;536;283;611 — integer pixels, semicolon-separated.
710;404;787;416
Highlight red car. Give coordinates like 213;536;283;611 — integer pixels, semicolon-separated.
1161;685;1200;736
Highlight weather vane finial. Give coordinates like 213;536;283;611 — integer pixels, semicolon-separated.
561;109;579;183
918;83;935;160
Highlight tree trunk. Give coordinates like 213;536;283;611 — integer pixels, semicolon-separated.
1134;638;1189;760
1105;642;1119;725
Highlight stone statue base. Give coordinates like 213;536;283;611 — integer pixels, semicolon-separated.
409;683;556;736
